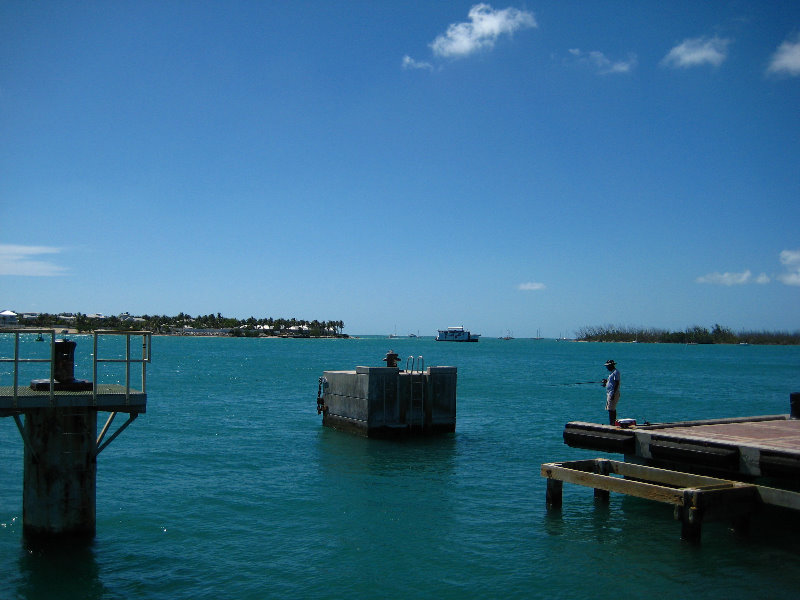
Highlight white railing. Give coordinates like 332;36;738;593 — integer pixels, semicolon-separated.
93;330;152;406
0;329;151;409
0;329;57;408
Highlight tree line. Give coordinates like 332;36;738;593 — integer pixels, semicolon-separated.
19;313;346;338
575;324;800;345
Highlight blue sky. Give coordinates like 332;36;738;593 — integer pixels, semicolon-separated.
2;1;799;337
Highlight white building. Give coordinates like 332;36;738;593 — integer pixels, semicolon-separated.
0;310;18;326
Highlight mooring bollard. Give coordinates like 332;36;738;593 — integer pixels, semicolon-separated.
382;350;400;368
53;339;78;383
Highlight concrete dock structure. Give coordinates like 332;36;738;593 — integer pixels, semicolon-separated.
562;397;800;485
1;330;149;539
318;353;457;437
542;393;800;541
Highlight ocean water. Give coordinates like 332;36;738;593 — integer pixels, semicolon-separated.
1;335;799;599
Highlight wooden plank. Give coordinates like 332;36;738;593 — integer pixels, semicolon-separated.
608;461;733;488
542;459;760;511
541;463;685;505
545;458;800;512
544;459;731;488
755;485;800;511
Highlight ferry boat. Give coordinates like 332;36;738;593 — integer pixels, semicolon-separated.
436;326;480;342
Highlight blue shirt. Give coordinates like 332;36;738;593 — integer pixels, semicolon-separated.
606;369;620;399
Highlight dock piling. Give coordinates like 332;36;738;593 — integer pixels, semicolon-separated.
23;407;98;539
1;330;150;539
545;477;562;509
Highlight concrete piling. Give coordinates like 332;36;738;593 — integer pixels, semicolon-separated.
1;329;150;539
23;408;98;539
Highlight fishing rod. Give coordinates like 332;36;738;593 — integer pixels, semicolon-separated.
546;381;602;387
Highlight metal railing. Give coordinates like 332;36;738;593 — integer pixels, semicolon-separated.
405;355;425;373
0;329;151;410
0;329;57;408
93;330;152;406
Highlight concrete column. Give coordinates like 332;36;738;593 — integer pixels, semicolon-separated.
23;408;98;538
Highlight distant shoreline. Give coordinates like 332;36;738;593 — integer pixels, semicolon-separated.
575;324;800;345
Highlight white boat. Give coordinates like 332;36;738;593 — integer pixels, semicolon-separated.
436;326;480;342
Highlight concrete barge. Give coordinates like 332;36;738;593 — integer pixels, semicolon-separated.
317;353;457;437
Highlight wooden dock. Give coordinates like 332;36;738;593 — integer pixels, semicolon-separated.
540;458;771;541
563;412;800;482
543;394;800;541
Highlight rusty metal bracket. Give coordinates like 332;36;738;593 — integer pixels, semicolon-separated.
95;412;139;456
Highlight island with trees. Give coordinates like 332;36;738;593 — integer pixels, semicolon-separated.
575;324;800;345
7;312;347;338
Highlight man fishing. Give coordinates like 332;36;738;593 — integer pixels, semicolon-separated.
601;359;620;425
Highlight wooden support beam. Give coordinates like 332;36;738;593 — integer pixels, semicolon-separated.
541;458;764;542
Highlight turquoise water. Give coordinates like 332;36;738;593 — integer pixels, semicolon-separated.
1;335;799;599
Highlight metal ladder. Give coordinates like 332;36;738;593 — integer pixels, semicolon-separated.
60;410;94;467
406;356;425;431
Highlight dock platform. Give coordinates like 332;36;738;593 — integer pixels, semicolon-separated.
543;394;800;541
563;414;800;482
0;329;151;538
0;385;146;416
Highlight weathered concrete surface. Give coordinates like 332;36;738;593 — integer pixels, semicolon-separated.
321;366;457;437
23;408;97;538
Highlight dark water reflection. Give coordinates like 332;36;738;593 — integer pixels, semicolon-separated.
17;536;107;600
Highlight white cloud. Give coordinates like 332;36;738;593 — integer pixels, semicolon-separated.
778;248;800;285
568;49;637;75
767;35;800;76
696;250;800;286
0;244;68;276
661;36;731;68
430;4;537;59
696;270;757;286
780;249;800;266
779;272;800;286
518;282;546;291
402;55;433;71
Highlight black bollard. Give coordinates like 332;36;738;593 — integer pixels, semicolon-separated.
54;339;78;383
31;339;93;392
